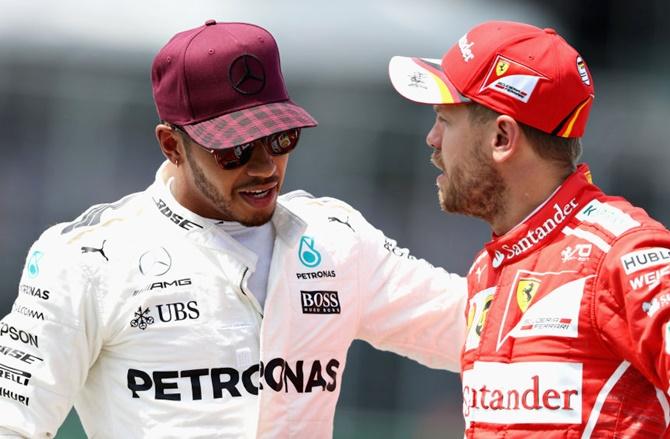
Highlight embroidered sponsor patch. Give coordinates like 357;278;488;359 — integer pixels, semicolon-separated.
298;236;321;268
576;56;590;86
465;287;496;351
576;200;639;237
516;278;540;312
642;292;670;317
561;244;592;262
462;361;582;424
300;290;341;314
620;247;670;275
497;272;588;350
480;56;546;103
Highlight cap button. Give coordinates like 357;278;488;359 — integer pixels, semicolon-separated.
205;19;217;26
544;28;557;34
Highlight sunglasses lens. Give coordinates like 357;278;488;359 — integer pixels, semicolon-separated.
269;129;300;154
210;128;301;170
213;142;254;170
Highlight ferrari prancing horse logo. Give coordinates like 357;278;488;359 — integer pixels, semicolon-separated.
516;278;540;312
495;59;510;76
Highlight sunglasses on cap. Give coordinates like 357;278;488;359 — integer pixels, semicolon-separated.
172;126;301;170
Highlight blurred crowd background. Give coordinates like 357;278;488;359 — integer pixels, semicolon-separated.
0;0;668;437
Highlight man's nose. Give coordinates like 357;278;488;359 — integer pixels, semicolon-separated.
426;123;441;150
245;142;277;177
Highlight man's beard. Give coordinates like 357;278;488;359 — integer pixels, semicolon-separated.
186;152;276;227
437;140;506;223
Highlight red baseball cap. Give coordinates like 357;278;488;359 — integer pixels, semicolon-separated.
389;21;595;138
152;20;317;149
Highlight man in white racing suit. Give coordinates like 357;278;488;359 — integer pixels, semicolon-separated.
0;20;466;438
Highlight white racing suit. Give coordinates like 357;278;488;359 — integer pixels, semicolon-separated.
0;164;466;438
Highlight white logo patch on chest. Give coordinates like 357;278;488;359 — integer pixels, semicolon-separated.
496;270;592;351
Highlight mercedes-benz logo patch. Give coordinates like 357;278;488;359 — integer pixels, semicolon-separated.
139;247;172;277
229;54;266;95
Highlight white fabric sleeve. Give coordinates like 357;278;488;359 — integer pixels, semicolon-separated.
0;231;102;437
354;211;467;372
0;426;26;438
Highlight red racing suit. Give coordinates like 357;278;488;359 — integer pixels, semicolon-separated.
462;164;670;437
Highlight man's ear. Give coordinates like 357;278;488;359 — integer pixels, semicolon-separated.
490;115;521;164
155;124;183;166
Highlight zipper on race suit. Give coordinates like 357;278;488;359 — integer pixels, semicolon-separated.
239;267;263;318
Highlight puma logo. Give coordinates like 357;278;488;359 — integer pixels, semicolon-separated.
81;240;109;261
328;216;355;232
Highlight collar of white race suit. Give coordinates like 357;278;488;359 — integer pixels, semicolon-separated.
484;164;601;270
148;161;305;245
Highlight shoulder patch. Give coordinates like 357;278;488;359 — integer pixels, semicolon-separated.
575;199;639;237
620;247;670;275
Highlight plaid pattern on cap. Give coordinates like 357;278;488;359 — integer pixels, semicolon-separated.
182;101;317;150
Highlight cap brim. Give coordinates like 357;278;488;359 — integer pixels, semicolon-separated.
389;56;470;105
182;101;318;150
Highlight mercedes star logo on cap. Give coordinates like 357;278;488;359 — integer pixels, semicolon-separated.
229;54;266;95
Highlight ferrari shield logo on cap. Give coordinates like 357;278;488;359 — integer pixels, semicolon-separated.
516;278;540;312
481;55;547;104
496;59;510;76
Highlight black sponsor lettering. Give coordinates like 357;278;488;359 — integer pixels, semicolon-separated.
156;279;192;289
284;360;304;393
0;386;29;406
180;369;208;400
0;323;38;348
242;364;259;395
295;270;336;280
622;248;670;273
211;368;241;398
383;239;417;260
264;358;284;391
157;301;200;322
128;369;152;398
154;371;180;401
12;304;45;320
187;301;200;319
126;358;339;401
305;360;327;392
622;255;636;272
0;362;31;386
301;291;341;314
19;284;50;300
0;345;43;364
154;198;203;231
325;359;339;392
133;278;192;296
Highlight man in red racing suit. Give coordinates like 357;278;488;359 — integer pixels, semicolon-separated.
462;165;670;437
389;20;670;436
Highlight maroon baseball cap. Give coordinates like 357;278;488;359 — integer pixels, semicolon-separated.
389;21;595;138
152;20;317;149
